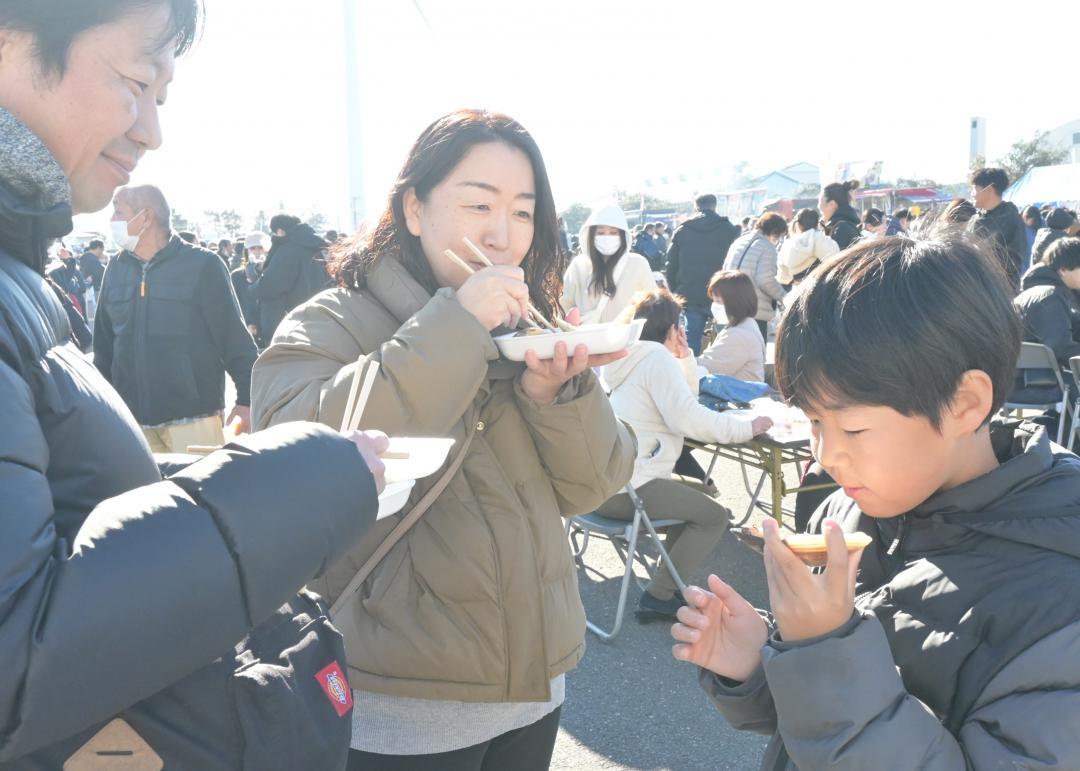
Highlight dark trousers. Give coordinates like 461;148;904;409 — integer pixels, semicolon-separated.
347;707;561;771
757;319;769;341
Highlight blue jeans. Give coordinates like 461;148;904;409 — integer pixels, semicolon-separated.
685;306;709;356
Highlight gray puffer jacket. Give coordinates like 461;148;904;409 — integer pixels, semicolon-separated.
702;420;1080;770
723;232;785;321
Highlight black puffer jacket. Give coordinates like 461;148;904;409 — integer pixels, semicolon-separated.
823;203;861;250
704;421;1080;769
255;224;329;340
1015;263;1080;363
94;236;258;426
1031;227;1068;265
972;201;1028;290
665;211;740;308
0;107;378;765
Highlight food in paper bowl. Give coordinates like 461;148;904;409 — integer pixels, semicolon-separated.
495;318;645;362
730;525;871;567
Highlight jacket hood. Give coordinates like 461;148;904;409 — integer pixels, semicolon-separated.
781;229;828;274
578;204;631;245
985;200;1021;220
0;108;74;271
1020;263;1064;291
897;421;1080;561
278;222;327;251
602;340;667;390
681;210;734;234
829;203;861;227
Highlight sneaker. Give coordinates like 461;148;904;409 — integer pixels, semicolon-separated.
634;590;685;622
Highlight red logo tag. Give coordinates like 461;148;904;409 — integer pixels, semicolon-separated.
315;662;353;717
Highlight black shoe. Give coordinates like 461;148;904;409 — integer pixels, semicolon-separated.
634;591;684;622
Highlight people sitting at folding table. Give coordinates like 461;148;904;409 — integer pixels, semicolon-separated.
1012;237;1080;426
599;288;772;621
698;270;767;382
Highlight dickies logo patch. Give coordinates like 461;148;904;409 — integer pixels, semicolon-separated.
315;662;352;717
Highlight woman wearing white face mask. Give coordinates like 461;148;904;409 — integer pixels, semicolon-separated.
561;204;656;324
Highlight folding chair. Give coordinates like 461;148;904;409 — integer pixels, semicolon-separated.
1004;342;1070;445
567;484;687;641
1066;356;1080;451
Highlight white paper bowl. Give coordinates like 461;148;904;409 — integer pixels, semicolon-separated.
494;319;645;362
383;437;456;485
377;479;415;520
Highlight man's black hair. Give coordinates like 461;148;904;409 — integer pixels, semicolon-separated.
270;213;301;233
0;0;201;79
893;208;911;221
1046;237;1080;272
970;167;1010;196
775;234;1021;429
87;239;105;251
695;194;717;212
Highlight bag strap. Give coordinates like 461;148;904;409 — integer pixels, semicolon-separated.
735;234;761;271
329;418;478;616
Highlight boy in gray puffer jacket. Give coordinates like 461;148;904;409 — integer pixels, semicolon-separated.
673;233;1080;769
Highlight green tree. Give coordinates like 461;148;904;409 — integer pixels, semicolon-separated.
253;209;268;233
560;202;590;234
969;153;985;174
305;210;328;234
171;211;193;233
995;131;1069;184
202;209;244;240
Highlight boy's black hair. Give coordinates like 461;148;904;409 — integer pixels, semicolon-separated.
893;208;911;221
270;213;301;233
970;167;1010;196
775;234;1021;429
86;239;105;251
1046;237;1080;272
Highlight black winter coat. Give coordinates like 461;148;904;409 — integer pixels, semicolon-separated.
972;201;1027;291
665;211;740;308
94;236;258;426
0;162;379;763
1014;263;1080;363
823;204;861;250
255;224;328;340
232;262;266;346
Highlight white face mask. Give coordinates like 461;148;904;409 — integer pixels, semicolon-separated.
110;210;147;252
712;301;727;322
594;234;622;257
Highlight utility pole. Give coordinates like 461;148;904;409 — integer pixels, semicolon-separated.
343;0;364;231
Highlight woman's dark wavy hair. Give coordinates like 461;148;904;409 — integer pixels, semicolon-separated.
775;234;1020;430
0;0;201;79
329;109;566;321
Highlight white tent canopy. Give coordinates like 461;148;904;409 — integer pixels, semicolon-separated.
1004;164;1080;208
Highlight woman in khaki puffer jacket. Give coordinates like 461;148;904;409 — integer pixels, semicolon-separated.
251;110;635;770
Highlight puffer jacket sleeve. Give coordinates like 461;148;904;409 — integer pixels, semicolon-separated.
751;241;785;304
513;369;635;516
761;611;1047;770
0;361;378;761
252;288;497;437
698;665;778;735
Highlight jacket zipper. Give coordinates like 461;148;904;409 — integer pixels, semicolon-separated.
135;259;151;420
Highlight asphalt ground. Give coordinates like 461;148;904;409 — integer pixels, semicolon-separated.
551;446;791;771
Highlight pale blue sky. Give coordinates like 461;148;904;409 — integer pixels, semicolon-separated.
75;0;1080;237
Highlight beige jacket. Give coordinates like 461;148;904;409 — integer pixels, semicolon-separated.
250;258;635;703
697;317;766;382
561;252;657;324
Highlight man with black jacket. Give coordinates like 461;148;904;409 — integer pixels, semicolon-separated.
95;184;258;452
970;167;1027;291
665;194;739;354
255;212;329;341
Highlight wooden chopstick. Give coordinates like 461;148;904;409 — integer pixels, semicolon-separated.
456;239;560;331
343;359;380;433
340;358;365;432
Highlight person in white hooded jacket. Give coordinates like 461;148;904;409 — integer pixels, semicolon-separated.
777;208;840;287
599;289;772;620
562;204;656;323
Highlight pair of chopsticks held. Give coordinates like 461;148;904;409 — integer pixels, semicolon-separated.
445;237;573;332
338;359;408;460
